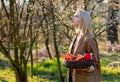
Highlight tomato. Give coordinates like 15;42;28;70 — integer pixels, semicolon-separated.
61;52;94;61
83;53;92;60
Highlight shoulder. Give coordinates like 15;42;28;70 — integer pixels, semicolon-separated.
84;34;98;47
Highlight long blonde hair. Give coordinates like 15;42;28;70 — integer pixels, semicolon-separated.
75;9;94;37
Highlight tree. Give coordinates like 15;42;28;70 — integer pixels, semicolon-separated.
107;0;119;44
0;0;39;82
81;0;107;37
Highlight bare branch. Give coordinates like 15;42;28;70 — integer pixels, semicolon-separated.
1;0;9;19
64;0;74;10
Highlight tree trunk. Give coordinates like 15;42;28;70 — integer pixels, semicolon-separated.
30;49;33;78
107;0;119;44
42;0;53;59
45;40;53;59
50;0;64;82
15;69;28;82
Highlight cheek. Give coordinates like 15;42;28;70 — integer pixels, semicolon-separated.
76;19;80;24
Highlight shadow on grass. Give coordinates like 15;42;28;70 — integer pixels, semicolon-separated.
100;52;120;82
29;67;62;82
0;59;11;69
0;78;7;82
100;53;120;66
27;59;67;82
102;73;120;82
100;53;120;60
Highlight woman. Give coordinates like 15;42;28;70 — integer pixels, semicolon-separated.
67;9;102;82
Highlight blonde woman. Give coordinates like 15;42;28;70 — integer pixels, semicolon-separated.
67;9;102;82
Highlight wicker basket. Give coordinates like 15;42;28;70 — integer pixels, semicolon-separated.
62;59;94;69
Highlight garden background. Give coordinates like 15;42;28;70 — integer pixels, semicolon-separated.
0;0;120;82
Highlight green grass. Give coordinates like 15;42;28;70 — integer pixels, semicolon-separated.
27;58;67;82
0;52;120;82
0;68;15;82
100;52;120;82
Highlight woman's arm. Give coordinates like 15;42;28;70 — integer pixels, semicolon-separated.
87;37;99;63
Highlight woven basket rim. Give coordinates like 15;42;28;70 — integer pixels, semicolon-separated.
62;59;94;69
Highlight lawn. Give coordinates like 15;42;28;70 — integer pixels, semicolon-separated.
0;51;120;82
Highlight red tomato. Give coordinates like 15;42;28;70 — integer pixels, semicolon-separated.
83;53;92;60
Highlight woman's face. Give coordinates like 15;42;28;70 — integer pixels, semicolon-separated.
71;13;80;28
